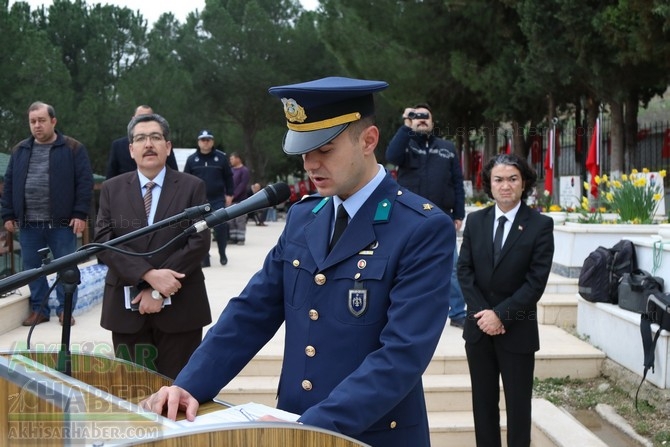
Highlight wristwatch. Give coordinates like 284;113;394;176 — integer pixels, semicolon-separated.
151;289;164;300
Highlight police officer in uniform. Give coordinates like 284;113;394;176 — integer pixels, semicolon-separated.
140;77;455;447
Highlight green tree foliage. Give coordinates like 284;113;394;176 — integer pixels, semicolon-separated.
30;0;151;172
175;0;339;181
0;0;72;150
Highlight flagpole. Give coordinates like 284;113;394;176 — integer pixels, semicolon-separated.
597;105;603;177
551;117;557;169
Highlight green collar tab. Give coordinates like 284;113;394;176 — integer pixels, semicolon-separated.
374;199;392;221
312;197;330;214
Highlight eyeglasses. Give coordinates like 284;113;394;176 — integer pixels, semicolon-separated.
132;133;165;144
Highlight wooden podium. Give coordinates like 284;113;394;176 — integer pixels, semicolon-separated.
0;351;368;446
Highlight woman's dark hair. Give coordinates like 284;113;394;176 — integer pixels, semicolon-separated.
481;153;537;200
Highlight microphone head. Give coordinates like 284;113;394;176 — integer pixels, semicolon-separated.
264;182;291;206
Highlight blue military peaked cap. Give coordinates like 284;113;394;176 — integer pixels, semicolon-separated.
268;76;389;155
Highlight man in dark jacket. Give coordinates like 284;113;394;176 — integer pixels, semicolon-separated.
1;101;94;326
385;104;467;328
183;130;234;266
106;105;178;179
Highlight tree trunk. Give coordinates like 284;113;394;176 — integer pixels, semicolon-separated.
512;120;525;157
624;93;639;172
610;100;625;177
484;119;497;163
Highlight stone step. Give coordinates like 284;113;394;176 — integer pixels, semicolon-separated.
544;273;579;295
537;293;578;328
219;324;605;446
0;290;29;336
427;409;500;447
0;262;105;334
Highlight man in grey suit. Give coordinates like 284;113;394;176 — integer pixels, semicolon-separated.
95;113;211;379
457;153;554;447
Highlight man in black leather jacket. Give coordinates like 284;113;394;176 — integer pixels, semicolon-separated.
386;104;467;328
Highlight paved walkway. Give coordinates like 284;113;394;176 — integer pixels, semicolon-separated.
0;220;287;352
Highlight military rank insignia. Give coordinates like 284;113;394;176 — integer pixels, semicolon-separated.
348;289;368;317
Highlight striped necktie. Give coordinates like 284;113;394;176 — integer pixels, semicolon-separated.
143;181;155;218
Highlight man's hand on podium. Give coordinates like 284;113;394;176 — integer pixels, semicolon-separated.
140;385;200;422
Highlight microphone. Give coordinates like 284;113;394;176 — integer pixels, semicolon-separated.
185;182;291;235
182;203;213;219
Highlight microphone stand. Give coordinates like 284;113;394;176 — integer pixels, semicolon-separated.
0;204;211;376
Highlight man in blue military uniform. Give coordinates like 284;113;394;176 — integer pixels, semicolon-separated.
140;77;455;446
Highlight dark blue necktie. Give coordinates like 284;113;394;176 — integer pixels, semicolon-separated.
329;204;348;251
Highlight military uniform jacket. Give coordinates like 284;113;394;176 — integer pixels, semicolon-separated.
174;174;454;447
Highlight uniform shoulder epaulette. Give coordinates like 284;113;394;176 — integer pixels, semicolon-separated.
394;188;440;216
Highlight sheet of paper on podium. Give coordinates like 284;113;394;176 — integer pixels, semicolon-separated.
176;402;300;427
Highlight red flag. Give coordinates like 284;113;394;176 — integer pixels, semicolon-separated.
586;118;600;197
530;135;542;164
637;128;650;141
663;129;670;159
298;180;308;196
472;151;483;190
506;137;512;154
544;128;554;195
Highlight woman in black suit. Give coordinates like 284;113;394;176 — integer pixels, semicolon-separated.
457;154;554;447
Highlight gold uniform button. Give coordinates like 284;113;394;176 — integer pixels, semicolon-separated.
309;309;319;320
293;259;300;267
305;346;316;357
302;380;313;391
390;421;397;429
314;273;326;285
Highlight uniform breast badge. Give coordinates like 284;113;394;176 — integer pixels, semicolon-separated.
348;281;368;317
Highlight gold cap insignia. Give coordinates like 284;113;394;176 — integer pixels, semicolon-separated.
423;203;433;211
281;98;307;123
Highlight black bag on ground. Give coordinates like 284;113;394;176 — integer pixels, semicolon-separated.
636;290;670;408
618;269;664;314
578;239;636;304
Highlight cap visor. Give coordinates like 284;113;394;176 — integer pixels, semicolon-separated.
282;124;348;155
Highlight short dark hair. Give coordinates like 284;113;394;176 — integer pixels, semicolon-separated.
481;153;537;201
412;103;433;115
347;115;376;143
28;101;56;119
127;113;170;140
